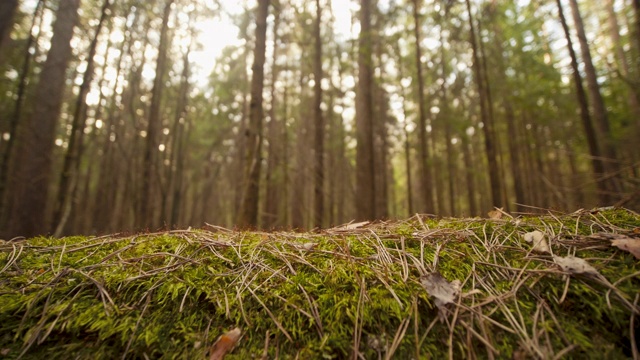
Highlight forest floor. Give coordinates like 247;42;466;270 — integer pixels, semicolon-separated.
1;208;639;359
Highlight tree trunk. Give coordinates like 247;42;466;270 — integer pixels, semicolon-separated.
140;0;174;229
374;41;389;219
555;0;609;204
464;0;503;209
412;0;434;214
263;11;281;229
437;26;456;216
53;0;111;236
461;133;477;216
291;70;308;229
313;0;324;228
237;0;270;228
355;0;376;220
489;16;526;212
633;0;640;70
568;0;622;202
92;6;141;233
169;51;191;229
0;0;18;62
395;42;413;216
6;0;81;238
0;0;44;230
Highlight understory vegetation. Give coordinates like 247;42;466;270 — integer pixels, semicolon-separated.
1;207;639;359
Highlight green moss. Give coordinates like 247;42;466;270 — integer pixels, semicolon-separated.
1;208;639;359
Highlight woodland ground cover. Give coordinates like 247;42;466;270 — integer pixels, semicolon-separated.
1;207;639;359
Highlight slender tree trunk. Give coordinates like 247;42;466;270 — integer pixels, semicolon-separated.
438;26;456;216
237;0;270;228
412;0;434;214
140;0;174;229
403;124;414;216
606;0;640;167
282;72;291;226
355;0;376;220
76;25;115;234
489;18;526;211
6;0;81;238
263;11;281;229
169;51;191;228
374;41;389;219
461;133;477;216
556;0;609;204
92;7;140;233
53;0;111;236
0;0;44;229
464;0;502;209
568;0;622;201
0;0;19;63
606;0;640;111
291;70;308;229
395;42;413;216
313;0;324;228
633;0;640;69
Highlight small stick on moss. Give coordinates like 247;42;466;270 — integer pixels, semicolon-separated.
385;316;410;360
352;276;365;360
122;290;152;360
247;286;292;342
261;330;270;360
631;294;639;360
209;327;242;360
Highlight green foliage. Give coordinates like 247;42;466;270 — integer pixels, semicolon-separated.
1;208;639;358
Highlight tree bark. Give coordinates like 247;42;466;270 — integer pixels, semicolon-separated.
464;0;503;209
237;0;270;228
169;50;191;229
412;0;434;214
6;0;81;238
53;0;111;236
556;0;609;204
0;0;19;62
568;0;622;201
0;0;44;229
313;0;324;228
263;11;281;229
140;0;174;229
461;133;477;216
355;0;376;220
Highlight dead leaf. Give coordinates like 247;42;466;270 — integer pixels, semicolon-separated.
1;349;10;356
487;208;503;219
610;237;640;259
335;221;370;230
523;230;551;254
301;242;317;251
209;327;241;360
553;255;599;277
419;272;461;309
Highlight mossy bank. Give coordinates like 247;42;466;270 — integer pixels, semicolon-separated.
1;208;639;359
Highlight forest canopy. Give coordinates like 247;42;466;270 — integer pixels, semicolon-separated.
0;0;639;238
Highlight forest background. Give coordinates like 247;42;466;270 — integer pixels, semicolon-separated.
0;0;638;238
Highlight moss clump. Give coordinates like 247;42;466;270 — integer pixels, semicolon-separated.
1;208;639;359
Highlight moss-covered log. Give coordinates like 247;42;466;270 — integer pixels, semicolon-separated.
1;208;639;359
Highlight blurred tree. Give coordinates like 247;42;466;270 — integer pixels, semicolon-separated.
6;0;81;237
237;0;270;228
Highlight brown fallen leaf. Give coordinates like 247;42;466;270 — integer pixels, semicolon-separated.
487;208;503;220
209;327;241;360
523;230;551;254
419;272;461;310
334;220;370;231
610;237;640;259
553;255;599;277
